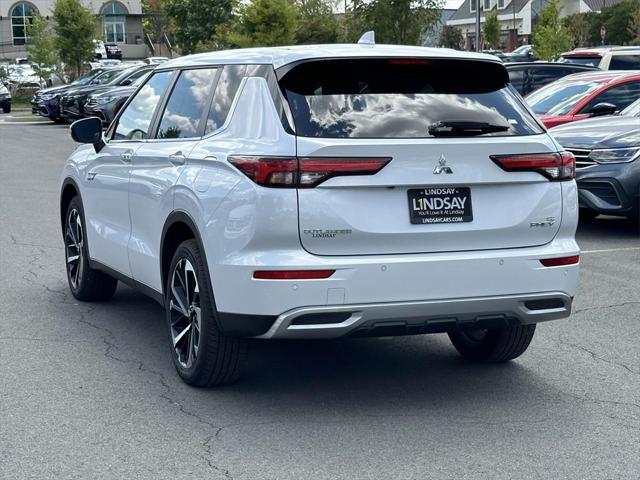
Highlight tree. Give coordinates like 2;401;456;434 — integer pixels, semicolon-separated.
227;0;299;48
143;0;172;55
296;0;339;44
438;25;464;49
564;12;598;48
165;0;236;54
349;0;443;45
532;0;574;60
26;15;61;83
52;0;97;77
483;8;500;49
629;4;640;44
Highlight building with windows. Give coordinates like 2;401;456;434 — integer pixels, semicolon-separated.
0;0;147;60
447;0;627;51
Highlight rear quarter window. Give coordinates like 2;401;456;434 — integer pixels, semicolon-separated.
279;58;543;138
609;55;640;70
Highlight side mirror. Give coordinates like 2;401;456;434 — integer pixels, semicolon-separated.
70;117;105;152
589;102;617;117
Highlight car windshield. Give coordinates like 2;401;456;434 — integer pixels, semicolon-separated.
526;79;604;115
558;55;602;66
94;69;127;85
511;45;530;55
621;98;640;117
74;70;103;85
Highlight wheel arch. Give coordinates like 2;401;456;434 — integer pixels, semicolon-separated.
160;210;213;302
60;177;81;236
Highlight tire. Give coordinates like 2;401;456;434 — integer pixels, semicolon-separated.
579;208;599;220
2;103;10;114
165;239;248;387
448;324;536;363
64;196;118;301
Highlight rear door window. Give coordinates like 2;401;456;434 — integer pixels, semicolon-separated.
156;68;218;139
279;58;542;138
609;55;640;70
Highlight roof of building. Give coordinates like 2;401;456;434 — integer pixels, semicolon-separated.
448;0;530;22
161;44;501;70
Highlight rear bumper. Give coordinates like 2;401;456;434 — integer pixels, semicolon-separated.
236;291;572;339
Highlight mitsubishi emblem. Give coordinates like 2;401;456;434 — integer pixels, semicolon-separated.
433;154;453;174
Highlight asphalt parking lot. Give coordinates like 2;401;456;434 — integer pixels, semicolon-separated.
1;122;638;479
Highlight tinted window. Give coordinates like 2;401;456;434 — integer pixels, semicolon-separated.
558;55;601;66
124;68;152;84
94;69;125;85
580;82;640;113
280;59;542;138
113;71;172;140
157;68;217;139
609;55;640;70
205;65;244;134
526;79;604;115
508;68;525;94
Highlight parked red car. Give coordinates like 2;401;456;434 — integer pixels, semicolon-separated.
525;70;640;128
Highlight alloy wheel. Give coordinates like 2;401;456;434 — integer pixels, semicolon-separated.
65;208;84;289
169;258;201;368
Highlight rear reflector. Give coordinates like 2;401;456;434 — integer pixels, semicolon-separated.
540;255;579;267
253;270;336;279
491;151;575;181
228;156;391;188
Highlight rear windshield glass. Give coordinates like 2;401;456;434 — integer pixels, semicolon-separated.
526;79;604;115
558;55;602;66
279;59;543;138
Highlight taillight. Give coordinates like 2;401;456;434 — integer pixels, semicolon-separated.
228;156;391;188
227;156;297;188
253;270;335;279
490;152;575;181
540;255;579;267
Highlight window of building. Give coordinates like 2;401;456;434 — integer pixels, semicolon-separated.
11;2;37;46
483;0;491;10
498;0;506;8
101;2;127;43
470;0;476;13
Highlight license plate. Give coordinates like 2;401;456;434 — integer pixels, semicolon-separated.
407;187;473;224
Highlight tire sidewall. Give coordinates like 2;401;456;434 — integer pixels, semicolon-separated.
165;241;216;383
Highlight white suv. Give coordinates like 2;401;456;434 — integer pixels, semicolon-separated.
61;43;580;386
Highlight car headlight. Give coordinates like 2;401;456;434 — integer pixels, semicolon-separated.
40;93;56;101
95;95;117;105
588;147;640;163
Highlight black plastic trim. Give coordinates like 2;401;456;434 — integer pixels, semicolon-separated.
89;259;164;305
217;312;278;337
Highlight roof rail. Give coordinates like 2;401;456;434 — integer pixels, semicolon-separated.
358;31;375;45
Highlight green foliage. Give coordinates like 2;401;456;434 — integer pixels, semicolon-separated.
296;0;340;44
629;3;640;44
227;0;299;48
143;0;171;45
483;8;500;50
165;0;236;54
53;0;97;76
438;24;464;49
597;0;639;45
532;0;574;60
563;12;598;48
345;0;443;45
26;15;61;81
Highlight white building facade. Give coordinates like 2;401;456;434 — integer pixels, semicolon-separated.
0;0;147;59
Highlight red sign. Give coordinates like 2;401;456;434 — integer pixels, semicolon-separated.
600;26;606;40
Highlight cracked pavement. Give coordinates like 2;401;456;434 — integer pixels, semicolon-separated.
1;123;639;479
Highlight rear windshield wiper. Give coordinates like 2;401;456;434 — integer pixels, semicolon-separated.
428;121;510;137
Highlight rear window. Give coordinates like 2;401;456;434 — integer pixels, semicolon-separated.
558;55;602;67
609;55;640;70
279;59;543;138
526;79;604;115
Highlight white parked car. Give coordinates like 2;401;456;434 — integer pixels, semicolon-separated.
61;41;580;386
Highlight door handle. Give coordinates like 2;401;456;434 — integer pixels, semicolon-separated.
168;152;186;166
120;151;133;163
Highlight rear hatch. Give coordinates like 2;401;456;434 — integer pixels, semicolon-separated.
279;58;563;256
